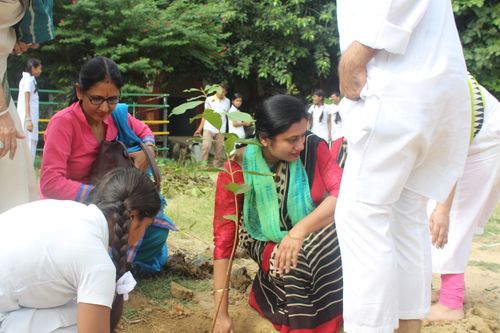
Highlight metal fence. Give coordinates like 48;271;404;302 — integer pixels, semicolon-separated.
9;89;170;153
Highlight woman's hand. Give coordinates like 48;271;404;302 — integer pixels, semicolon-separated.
213;314;234;333
26;119;33;132
274;233;305;275
429;209;449;249
0;112;25;160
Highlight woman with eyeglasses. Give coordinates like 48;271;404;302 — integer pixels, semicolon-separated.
40;57;174;274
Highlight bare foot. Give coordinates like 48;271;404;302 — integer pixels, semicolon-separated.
427;303;464;321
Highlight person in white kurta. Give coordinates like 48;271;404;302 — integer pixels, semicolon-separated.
328;92;343;143
194;84;231;167
0;168;161;333
307;89;331;143
334;1;469;332
16;59;42;160
428;76;500;321
0;200;116;333
227;93;248;139
0;1;39;213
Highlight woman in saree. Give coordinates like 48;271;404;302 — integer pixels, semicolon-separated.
212;95;343;333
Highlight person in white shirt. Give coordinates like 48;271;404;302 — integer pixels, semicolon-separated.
194;83;231;167
0;168;161;333
227;93;250;139
307;89;331;143
428;76;500;322
16;58;42;160
328;91;343;144
334;1;469;332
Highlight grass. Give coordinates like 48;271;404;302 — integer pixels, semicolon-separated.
468;260;500;273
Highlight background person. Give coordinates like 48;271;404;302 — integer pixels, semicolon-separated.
335;1;469;332
0;0;54;213
194;83;230;167
428;76;500;321
16;58;42;160
0;168;161;332
307;88;331;143
227;93;250;139
212;95;343;333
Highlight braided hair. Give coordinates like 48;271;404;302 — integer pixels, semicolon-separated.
87;168;160;330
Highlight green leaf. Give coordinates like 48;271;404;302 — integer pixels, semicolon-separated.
204;84;221;95
226;111;254;123
224;133;239;155
203;108;222;130
170;100;204;116
189;113;203;124
186;95;205;102
184;88;202;93
236;138;261;146
223;214;237;222
201;167;227;173
224;182;251;194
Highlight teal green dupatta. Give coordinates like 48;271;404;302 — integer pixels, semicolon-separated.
243;144;316;243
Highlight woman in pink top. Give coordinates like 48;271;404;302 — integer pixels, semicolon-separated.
40;57;155;202
40;57;172;274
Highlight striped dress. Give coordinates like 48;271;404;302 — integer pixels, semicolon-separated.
213;133;344;332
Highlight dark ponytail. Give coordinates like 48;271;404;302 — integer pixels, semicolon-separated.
87;167;160;331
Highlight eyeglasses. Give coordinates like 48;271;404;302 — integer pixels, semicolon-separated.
86;95;120;105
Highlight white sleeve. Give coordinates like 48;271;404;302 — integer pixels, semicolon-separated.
353;0;431;54
307;105;314;114
77;263;116;308
19;77;31;94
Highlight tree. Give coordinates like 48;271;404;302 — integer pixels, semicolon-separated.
9;0;229;93
453;0;500;95
214;0;339;98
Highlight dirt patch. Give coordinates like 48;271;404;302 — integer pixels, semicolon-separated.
119;239;499;333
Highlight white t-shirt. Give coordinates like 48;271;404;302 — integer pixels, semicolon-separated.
16;72;39;141
227;105;246;139
328;104;343;141
203;95;231;134
0;200;116;313
307;104;330;142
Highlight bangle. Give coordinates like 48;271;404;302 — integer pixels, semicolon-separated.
25;118;32;121
433;209;449;217
212;288;230;294
0;109;8;117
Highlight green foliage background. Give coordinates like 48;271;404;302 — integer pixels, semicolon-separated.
7;0;499;97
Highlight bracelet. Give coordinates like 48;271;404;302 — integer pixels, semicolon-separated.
433;209;449;217
212;288;230;294
25;118;32;121
0;109;8;117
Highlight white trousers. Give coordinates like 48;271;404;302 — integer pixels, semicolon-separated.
432;143;500;274
336;188;431;333
0;301;77;333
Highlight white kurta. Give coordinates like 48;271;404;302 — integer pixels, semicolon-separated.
0;200;116;333
16;71;39;158
335;1;469;332
328;104;343;141
432;85;500;274
307;104;330;142
0;1;39;213
227;105;246;139
203;95;230;134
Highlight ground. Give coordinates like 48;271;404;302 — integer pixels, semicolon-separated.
118;161;500;333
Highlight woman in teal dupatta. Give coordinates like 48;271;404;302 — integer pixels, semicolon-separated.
212;95;344;333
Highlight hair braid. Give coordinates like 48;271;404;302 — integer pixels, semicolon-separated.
111;207;132;279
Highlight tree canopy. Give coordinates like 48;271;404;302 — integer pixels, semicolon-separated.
7;0;499;97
